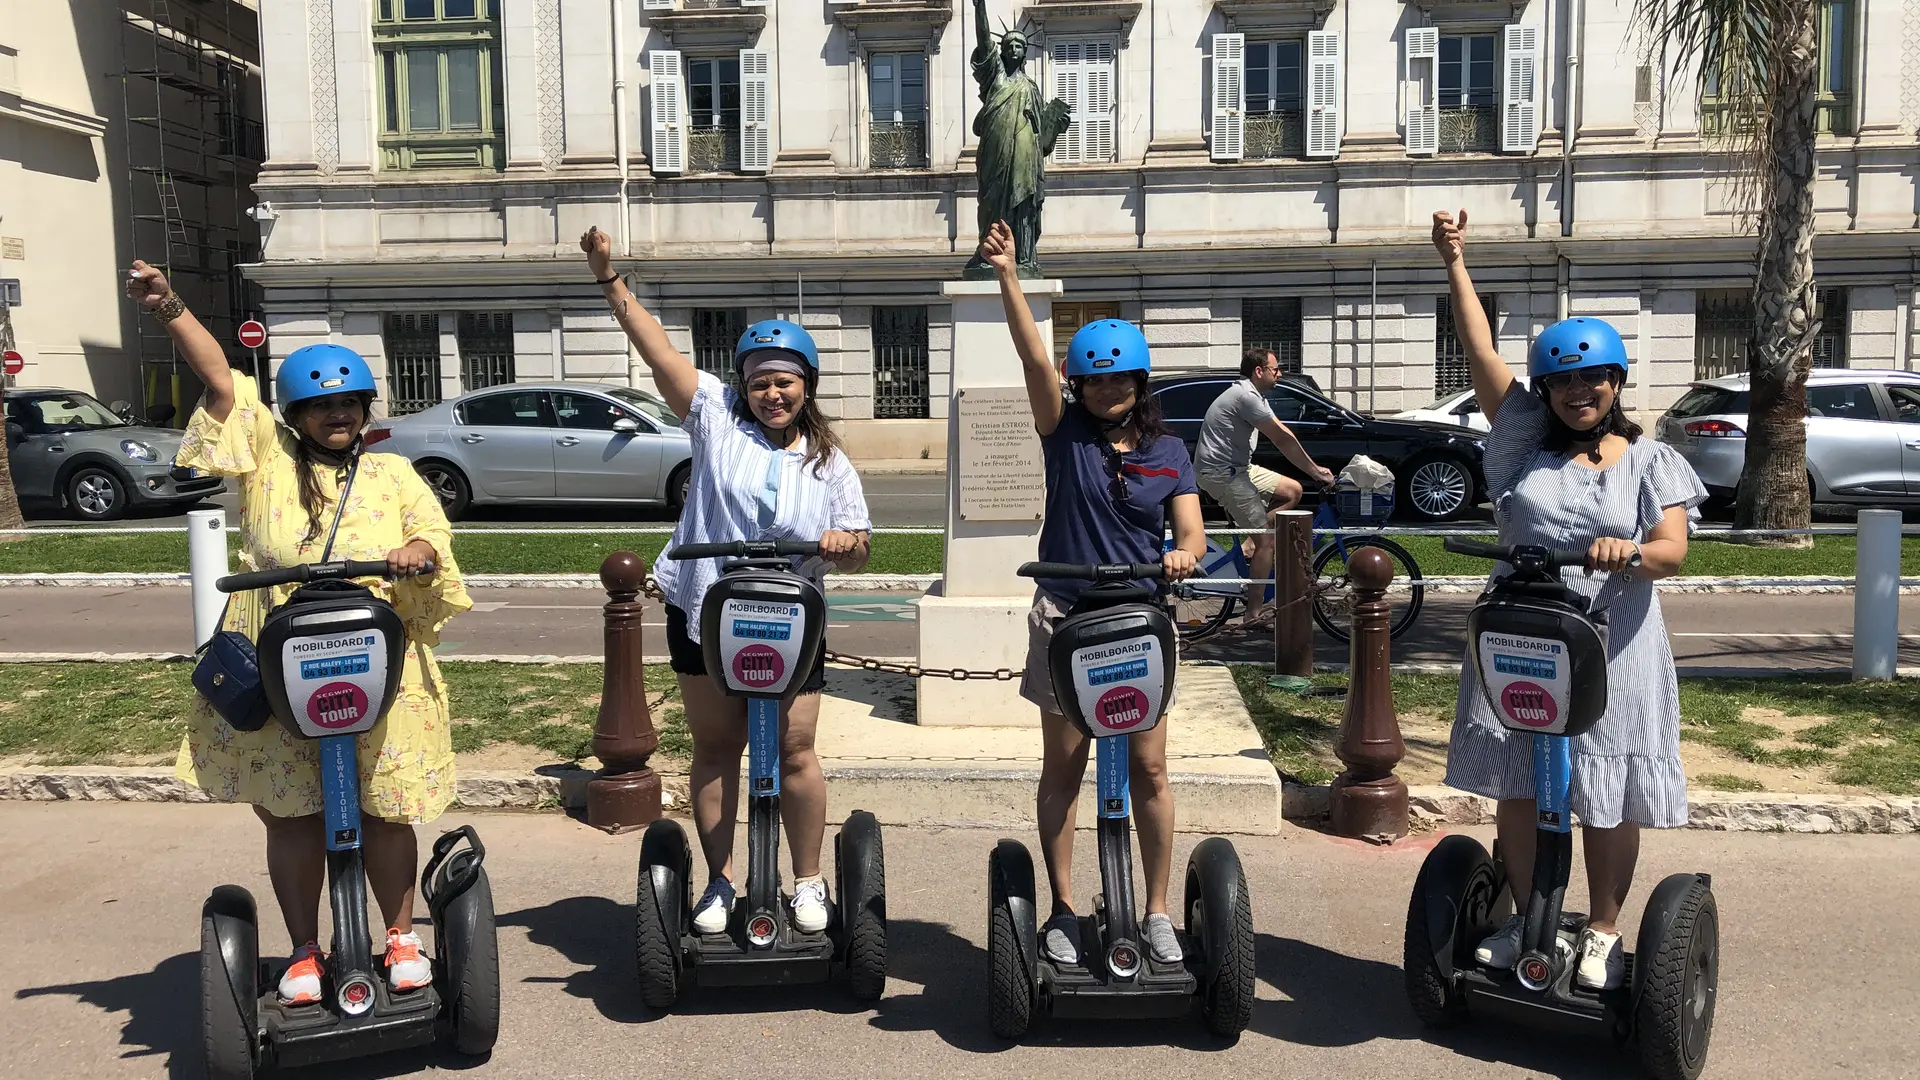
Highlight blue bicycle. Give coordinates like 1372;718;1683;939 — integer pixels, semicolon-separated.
1170;483;1424;644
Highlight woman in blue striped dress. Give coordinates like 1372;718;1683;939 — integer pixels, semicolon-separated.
1431;210;1706;992
584;227;874;939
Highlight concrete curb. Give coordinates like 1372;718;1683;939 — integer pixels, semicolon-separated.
6;765;1914;833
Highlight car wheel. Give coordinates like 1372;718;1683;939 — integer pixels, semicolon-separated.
667;463;692;513
1402;457;1474;521
67;465;129;522
416;461;473;521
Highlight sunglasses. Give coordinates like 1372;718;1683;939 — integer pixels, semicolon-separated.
1104;445;1131;503
1540;367;1617;392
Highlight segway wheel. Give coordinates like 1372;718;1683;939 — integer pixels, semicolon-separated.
1404;834;1507;1028
436;861;501;1056
1185;838;1255;1038
635;818;689;1010
986;904;1036;1038
836;810;888;1001
1635;876;1719;1080
198;885;259;1080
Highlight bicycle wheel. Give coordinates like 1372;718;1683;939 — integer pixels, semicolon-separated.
1172;583;1239;642
1310;537;1424;643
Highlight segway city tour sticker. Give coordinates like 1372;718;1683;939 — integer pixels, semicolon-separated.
1477;631;1573;736
1499;681;1559;728
731;645;786;689
307;682;372;730
1093;686;1148;733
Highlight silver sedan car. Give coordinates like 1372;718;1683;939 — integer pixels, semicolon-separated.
364;382;694;520
1654;368;1920;507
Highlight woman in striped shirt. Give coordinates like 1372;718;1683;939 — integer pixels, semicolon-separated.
583;227;874;939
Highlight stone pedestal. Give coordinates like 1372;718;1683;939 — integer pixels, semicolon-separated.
916;278;1063;726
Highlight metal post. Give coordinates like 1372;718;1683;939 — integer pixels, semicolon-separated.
1329;546;1408;841
187;507;227;649
1273;509;1314;682
587;551;663;832
1853;509;1902;681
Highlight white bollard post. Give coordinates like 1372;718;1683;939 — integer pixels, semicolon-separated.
188;508;228;650
1852;509;1902;681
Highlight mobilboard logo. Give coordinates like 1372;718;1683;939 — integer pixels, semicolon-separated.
732;619;792;641
1492;653;1556;680
1087;659;1148;686
301;653;371;680
1481;633;1561;656
291;635;377;655
1078;640;1154;664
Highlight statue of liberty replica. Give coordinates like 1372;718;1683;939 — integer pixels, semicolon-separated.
962;0;1072;280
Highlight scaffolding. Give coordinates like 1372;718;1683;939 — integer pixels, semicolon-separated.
116;0;264;422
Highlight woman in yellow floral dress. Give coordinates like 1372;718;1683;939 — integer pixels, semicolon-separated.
127;261;472;1007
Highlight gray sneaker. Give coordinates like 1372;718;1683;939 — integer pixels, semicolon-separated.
1043;912;1081;964
1143;913;1183;963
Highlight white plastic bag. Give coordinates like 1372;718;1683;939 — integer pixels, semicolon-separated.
1338;454;1395;494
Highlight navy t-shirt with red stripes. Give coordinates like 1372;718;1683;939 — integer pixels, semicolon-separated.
1035;404;1199;605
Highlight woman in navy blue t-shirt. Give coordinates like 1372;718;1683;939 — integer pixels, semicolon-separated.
982;221;1208;968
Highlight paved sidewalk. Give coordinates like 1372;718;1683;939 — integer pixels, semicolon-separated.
3;802;1915;1079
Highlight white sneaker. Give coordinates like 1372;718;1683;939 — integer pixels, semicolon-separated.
1474;914;1526;969
278;942;325;1005
384;930;433;992
1143;913;1183;963
791;876;830;934
692;878;735;935
1576;927;1625;990
1043;912;1081;964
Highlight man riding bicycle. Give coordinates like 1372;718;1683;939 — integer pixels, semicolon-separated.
1194;348;1335;629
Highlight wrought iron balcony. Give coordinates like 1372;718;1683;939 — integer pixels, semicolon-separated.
869;119;927;170
1438;104;1498;154
1245;110;1305;159
688;124;742;174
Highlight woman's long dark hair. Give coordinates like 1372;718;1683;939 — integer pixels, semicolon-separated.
731;372;845;477
1070;371;1171;449
285;394;371;548
1539;369;1643;454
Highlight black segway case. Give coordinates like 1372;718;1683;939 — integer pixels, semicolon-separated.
1463;575;1609;740
697;565;828;703
1045;583;1177;742
254;580;408;740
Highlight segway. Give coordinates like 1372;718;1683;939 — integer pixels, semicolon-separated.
986;561;1255;1040
632;539;887;1008
198;559;498;1079
1403;538;1718;1080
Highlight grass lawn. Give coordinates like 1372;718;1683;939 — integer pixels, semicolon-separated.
0;661;688;768
1230;667;1920;796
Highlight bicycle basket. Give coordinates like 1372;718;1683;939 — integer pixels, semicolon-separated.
1335;485;1394;526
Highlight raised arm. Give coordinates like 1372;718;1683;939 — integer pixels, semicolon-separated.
972;0;991;60
1431;209;1516;422
581;227;701;419
125;261;234;420
980;221;1065;436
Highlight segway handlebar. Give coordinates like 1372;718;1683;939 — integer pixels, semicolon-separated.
217;559;437;593
1017;561;1167;583
668;540;823;561
1442;537;1642;573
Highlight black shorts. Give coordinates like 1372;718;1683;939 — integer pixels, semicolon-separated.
664;604;828;695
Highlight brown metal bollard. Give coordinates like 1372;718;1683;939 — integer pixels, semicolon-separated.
1328;546;1409;841
1272;509;1314;680
586;551;663;833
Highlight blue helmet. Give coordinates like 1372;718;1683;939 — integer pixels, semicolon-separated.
277;343;377;408
1064;319;1151;378
1527;317;1629;382
734;319;819;372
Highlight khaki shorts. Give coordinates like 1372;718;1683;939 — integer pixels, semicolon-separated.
1020;590;1179;717
1197;464;1286;530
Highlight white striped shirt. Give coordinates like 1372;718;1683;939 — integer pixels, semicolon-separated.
653;372;872;642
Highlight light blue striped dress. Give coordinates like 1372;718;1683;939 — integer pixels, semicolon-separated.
652;373;872;643
1445;388;1708;829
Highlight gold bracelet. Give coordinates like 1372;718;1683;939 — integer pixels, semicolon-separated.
150;293;187;324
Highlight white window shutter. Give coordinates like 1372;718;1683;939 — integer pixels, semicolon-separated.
1501;24;1540;153
740;49;772;173
1083;42;1116;164
1209;33;1245;163
641;0;674;11
648;50;686;175
1306;30;1342;159
1052;41;1082;164
1404;28;1439;157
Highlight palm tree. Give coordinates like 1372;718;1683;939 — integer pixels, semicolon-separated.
0;304;25;532
1633;0;1822;543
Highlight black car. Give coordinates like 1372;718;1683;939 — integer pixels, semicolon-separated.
1149;374;1487;521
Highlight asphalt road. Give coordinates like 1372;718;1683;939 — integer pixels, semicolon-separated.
3;586;1915;671
3;802;1915;1079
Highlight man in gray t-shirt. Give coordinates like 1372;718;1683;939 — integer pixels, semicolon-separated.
1195;348;1334;626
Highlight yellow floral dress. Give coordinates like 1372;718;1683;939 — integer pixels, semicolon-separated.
173;374;473;824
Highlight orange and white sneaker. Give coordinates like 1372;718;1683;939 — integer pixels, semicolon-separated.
278;942;326;1005
385;929;433;992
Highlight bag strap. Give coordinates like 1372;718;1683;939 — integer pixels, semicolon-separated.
318;451;362;563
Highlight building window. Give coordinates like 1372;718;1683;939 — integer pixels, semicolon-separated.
1243;298;1303;374
1694;290;1751;381
1;279;21;307
687;56;742;173
1811;288;1847;369
1050;40;1117;166
457;312;515;390
868;53;928;170
873;307;931;419
375;0;503;170
693;309;747;389
1436;294;1496;396
1705;0;1853;137
384;313;444;415
1438;34;1498;153
1245;41;1305;159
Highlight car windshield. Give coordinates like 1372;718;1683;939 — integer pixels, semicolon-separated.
1667;386;1749;419
22;393;127;432
607;387;683;428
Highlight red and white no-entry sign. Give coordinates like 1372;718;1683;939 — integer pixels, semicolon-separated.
237;320;267;350
2;350;22;376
